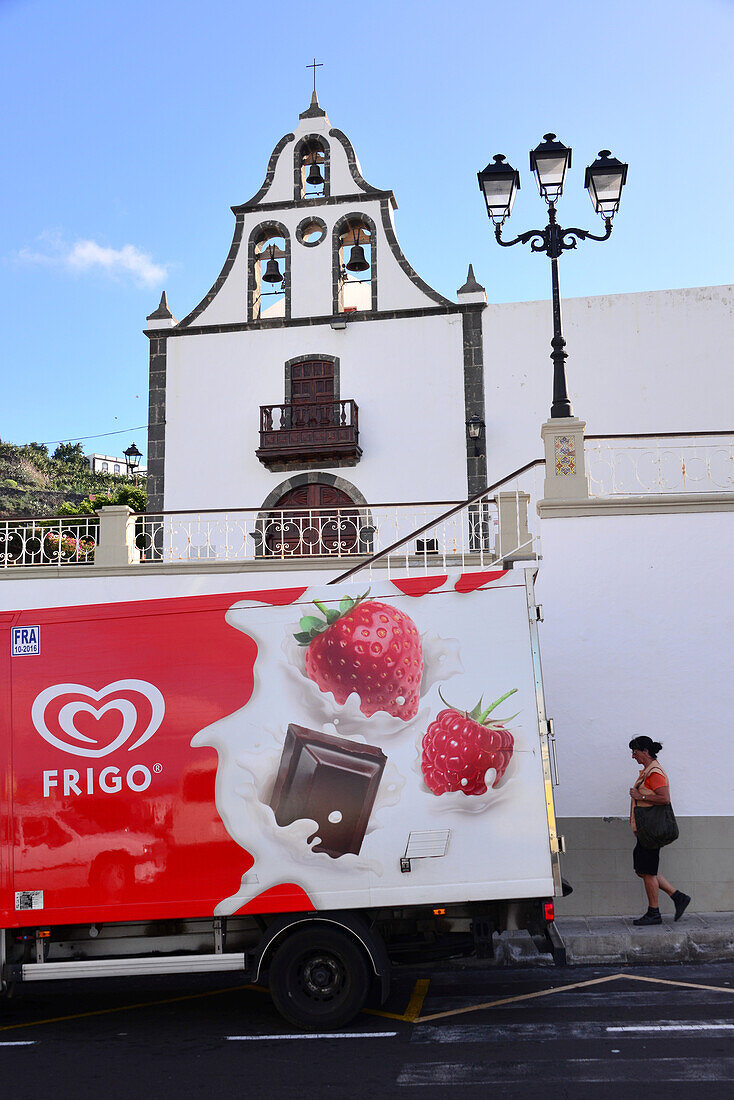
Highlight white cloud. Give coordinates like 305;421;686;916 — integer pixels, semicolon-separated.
17;233;168;288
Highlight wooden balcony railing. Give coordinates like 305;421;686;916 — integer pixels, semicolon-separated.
256;399;361;470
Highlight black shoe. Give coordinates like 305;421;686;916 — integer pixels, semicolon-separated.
633;910;662;926
672;891;691;922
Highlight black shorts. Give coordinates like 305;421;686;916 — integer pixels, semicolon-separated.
633;840;660;876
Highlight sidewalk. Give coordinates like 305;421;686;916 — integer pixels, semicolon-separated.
555;911;734;966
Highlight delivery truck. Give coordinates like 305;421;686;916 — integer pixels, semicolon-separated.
0;566;564;1028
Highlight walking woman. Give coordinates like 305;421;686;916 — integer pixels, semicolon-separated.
629;736;690;925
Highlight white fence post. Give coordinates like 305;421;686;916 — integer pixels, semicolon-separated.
94;506;140;567
496;492;533;561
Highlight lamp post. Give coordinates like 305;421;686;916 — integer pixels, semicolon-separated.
123;443;142;479
478;136;627;418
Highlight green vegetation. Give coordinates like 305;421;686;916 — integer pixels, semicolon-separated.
0;441;146;518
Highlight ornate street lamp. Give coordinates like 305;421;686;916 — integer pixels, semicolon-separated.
123;443;142;477
478;134;627;418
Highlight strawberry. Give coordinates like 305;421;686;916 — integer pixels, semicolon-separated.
294;592;424;719
421;688;518;796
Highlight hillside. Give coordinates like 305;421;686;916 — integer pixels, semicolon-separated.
0;441;146;518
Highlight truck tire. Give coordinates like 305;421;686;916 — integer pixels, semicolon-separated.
268;926;371;1031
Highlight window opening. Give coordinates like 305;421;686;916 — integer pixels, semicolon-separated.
253;229;287;320
298;137;328;200
337;218;373;313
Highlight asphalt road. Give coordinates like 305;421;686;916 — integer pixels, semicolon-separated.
2;962;734;1098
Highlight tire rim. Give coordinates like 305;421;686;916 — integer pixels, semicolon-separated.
298;953;345;1002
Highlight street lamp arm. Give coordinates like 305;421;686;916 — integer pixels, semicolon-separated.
561;218;613;246
494;222;549;252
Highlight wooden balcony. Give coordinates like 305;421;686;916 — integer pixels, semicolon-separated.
256;399;362;470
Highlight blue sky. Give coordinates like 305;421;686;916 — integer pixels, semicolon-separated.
2;0;733;461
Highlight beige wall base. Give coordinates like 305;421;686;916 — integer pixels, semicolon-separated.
556;816;734;916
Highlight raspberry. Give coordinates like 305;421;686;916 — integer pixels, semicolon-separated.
421;690;517;796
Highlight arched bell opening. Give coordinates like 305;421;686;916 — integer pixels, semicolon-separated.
249;222;291;321
333;214;377;315
295;135;330;200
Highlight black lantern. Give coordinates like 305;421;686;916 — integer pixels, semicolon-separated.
466;415;484;439
477;154;520;224
585;150;628;218
530;134;572;203
262;244;283;283
123;443;142;476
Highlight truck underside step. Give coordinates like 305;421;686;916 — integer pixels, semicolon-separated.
6;952;248;983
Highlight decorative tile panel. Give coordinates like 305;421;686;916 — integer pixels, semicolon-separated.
555;434;576;476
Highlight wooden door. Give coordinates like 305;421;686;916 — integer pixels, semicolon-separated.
264;483;359;556
291;360;336;428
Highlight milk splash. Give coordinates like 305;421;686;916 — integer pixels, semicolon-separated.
191;597;460;914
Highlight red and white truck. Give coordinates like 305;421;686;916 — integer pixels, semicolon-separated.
1;566;564;1028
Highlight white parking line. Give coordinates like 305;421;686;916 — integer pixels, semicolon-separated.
607;1024;734;1033
226;1031;397;1041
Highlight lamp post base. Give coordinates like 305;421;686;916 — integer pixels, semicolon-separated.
540;417;589;502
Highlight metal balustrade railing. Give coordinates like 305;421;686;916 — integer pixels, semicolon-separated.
134;480;540;575
585;432;734;497
0;516;98;568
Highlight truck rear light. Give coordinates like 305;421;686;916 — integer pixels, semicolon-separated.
432;907;446;916
543;901;554;922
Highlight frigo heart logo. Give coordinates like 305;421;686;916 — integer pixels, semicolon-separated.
31;680;165;758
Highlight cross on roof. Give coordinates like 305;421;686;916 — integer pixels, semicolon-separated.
307;58;323;96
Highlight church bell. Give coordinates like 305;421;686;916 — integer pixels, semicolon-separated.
306;162;324;186
262;246;283;283
346;244;369;272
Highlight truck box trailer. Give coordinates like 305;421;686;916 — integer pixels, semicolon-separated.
0;566;564;1028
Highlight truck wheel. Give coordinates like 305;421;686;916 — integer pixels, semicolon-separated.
268;926;371;1031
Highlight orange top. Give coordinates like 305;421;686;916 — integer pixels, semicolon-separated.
643;771;667;792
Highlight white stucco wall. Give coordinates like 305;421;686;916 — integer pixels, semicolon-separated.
535;509;734;819
484;284;734;482
163;312;468;510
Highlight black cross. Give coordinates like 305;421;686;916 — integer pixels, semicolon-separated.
307;58;323;96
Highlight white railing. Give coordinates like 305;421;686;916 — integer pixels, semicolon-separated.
585;433;734;497
0;516;98;568
135;475;542;576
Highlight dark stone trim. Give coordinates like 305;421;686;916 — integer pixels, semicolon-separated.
178;214;245;328
147;290;175;321
146;337;167;512
299;91;327;120
145;301;482;339
332;211;378;316
247;221;292;322
260;471;370;512
379;198;453;307
457;263;485;295
232;190;395;216
462;309;487;498
328;128;382;194
284;353;340;404
296;216;327;247
235;132;295;209
293;134;330;201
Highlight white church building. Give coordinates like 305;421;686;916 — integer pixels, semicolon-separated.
138;94;733;918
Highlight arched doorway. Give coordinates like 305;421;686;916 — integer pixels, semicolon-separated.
263;482;364;557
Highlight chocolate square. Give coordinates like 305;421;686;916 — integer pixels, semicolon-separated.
270;724;387;858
